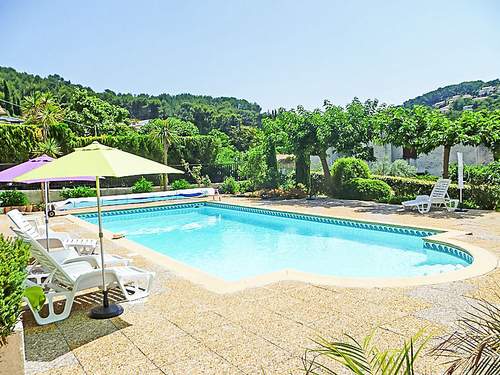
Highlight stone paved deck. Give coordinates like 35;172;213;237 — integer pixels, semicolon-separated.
1;197;499;374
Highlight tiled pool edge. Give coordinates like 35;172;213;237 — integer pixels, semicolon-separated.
68;202;497;292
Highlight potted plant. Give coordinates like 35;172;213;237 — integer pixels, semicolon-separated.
0;190;29;214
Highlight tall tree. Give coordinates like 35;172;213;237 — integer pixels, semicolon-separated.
457;110;500;161
150;118;180;190
22;92;65;141
262;118;279;188
375;105;433;160
303;108;332;179
424;110;460;178
2;80;14;115
13;95;22;116
276;107;316;188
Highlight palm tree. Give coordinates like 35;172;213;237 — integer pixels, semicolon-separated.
22;92;64;141
303;330;429;374
150;119;179;190
33;138;62;158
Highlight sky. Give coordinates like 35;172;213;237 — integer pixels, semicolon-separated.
1;0;499;111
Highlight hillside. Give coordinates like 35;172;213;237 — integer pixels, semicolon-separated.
403;79;500;115
0;66;262;125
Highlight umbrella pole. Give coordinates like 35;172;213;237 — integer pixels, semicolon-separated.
89;176;123;319
44;182;50;252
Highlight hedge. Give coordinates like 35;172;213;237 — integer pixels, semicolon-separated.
374;175;500;210
0;124;221;167
0;125;40;163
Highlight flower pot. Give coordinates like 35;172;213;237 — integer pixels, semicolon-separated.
0;321;25;375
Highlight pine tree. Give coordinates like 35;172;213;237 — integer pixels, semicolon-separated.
2;80;14;115
14;95;22;116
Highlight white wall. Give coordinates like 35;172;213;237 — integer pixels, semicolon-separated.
372;144;493;176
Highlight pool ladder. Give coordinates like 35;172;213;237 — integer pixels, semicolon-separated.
213;189;221;201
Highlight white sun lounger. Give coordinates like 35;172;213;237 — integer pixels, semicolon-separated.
402;178;458;214
11;224;130;268
7;209;98;254
14;229;154;325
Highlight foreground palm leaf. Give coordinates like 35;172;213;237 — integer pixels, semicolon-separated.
431;295;500;375
303;330;429;374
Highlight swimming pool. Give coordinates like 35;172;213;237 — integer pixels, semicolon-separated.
78;202;472;281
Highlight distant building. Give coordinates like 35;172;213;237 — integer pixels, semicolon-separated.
462;94;473;99
433;101;447;108
439;106;450;113
0;116;24;124
462;105;474;111
276;154;295;174
130;119;152;129
478;86;496;96
0;105;7;116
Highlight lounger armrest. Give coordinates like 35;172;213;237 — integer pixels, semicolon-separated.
36;237;66;250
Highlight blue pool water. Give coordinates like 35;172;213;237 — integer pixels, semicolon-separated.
80;204;471;281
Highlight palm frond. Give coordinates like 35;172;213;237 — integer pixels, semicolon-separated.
303;329;429;375
431;294;500;374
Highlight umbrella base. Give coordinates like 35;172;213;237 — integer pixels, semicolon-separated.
89;303;124;319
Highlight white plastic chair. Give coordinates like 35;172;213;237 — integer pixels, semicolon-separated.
402;179;458;214
13;229;154;325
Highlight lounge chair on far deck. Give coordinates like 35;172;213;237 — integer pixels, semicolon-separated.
13;229;154;325
402;178;458;214
7;209;98;254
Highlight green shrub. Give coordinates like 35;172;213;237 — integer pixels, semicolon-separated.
0;234;30;344
370;158;417;177
449;161;500;185
220;177;240;194
0;190;29;207
375;175;500;210
347;178;394;201
237;180;254;193
331;157;370;196
170;179;191;190
60;186;96;199
131;177;153;193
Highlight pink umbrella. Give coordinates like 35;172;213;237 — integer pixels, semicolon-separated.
0;154;95;183
0;155;95;250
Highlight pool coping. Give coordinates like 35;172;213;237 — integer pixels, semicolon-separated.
66;200;498;293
